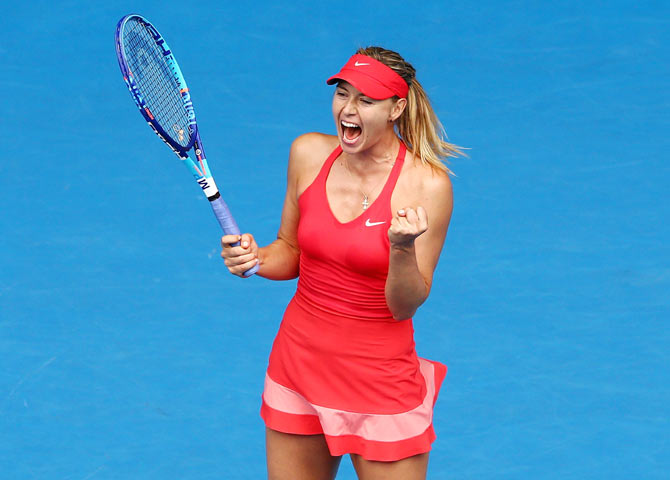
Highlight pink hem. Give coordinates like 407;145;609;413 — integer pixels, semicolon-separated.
260;358;447;461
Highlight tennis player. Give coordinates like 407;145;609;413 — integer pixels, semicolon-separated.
221;46;461;480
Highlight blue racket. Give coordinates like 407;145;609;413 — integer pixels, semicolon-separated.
115;14;258;277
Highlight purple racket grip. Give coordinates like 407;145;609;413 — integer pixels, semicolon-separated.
210;196;259;277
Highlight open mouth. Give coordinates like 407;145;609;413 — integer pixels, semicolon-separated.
341;121;362;144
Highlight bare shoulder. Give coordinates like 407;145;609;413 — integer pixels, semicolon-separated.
288;133;339;195
394;152;453;213
420;163;453;203
289;133;338;168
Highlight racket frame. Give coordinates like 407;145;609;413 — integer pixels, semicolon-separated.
115;15;215;191
115;14;258;276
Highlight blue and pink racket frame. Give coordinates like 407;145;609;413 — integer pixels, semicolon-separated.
115;14;258;276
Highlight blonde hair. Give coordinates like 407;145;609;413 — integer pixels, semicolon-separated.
357;46;464;174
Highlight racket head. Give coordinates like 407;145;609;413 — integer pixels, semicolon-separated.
115;14;197;158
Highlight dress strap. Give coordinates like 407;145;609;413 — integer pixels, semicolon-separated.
314;144;343;185
375;141;406;204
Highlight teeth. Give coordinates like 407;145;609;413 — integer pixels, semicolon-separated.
342;121;360;128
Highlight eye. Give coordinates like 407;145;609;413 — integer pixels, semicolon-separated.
360;98;373;105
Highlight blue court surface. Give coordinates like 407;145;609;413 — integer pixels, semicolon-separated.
1;1;668;478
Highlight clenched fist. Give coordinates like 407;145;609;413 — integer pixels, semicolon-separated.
388;207;428;247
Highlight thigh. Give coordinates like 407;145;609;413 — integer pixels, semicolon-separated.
350;452;429;480
266;428;342;480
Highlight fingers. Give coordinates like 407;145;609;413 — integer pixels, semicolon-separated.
389;206;428;246
225;255;259;277
221;233;254;248
239;233;253;249
221;234;241;247
220;233;259;277
394;207;428;232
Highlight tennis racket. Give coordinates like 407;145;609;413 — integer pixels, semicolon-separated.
115;14;258;277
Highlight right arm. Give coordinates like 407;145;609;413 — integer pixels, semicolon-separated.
220;133;333;279
254;159;301;279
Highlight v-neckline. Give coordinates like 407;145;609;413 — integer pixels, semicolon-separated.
324;142;406;225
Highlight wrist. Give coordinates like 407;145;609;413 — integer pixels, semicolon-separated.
390;240;415;254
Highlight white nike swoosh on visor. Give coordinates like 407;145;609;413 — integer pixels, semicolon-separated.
354;61;370;66
365;219;386;227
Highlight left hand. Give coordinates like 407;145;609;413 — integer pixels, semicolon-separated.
388;206;428;248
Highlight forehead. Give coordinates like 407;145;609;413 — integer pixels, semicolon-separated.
334;81;370;98
333;82;398;109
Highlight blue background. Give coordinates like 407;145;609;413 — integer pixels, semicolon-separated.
1;1;668;478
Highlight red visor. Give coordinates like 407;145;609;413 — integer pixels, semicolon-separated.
327;54;409;100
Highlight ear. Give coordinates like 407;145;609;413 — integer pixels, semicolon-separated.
389;97;407;122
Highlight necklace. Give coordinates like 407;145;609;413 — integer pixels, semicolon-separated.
343;155;395;211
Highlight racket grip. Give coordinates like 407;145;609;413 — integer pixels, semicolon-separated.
209;196;259;277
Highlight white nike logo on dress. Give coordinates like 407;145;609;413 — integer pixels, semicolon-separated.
365;219;386;227
354;61;370;66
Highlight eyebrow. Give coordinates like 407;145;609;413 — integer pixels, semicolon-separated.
336;84;376;101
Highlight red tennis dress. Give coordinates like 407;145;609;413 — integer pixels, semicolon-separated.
261;142;447;461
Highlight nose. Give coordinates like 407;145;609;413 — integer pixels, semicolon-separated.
342;97;357;115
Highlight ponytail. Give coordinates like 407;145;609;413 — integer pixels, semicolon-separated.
356;46;464;174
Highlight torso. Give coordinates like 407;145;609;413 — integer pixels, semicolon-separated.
295;133;443;223
294;141;405;320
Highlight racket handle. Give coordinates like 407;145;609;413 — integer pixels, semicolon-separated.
209;195;259;277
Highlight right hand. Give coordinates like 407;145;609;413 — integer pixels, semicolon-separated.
221;233;259;277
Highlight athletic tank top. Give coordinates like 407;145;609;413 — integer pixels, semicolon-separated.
295;142;407;321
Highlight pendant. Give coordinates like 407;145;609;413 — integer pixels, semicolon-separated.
362;195;369;210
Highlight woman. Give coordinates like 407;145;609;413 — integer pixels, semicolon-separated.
221;47;461;480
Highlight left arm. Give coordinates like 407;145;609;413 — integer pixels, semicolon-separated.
385;173;453;320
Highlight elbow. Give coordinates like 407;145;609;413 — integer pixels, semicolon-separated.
387;295;428;322
388;296;426;321
386;279;430;321
391;308;417;321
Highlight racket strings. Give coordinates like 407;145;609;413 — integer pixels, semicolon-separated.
122;18;193;148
